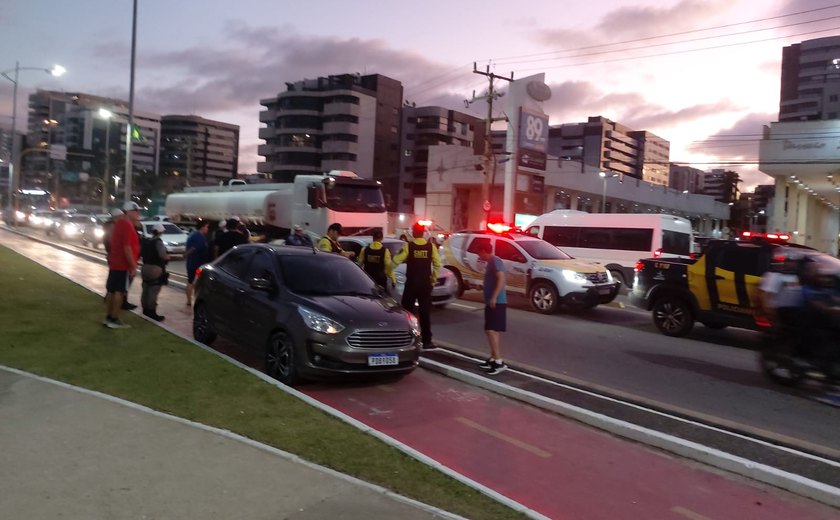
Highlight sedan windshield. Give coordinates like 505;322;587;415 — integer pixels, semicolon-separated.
518;239;573;260
280;255;378;295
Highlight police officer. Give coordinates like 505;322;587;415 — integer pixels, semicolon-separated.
358;228;395;294
318;223;355;259
393;221;441;350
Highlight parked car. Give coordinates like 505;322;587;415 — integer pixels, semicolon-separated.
192;244;421;385
441;230;621;314
139;221;188;257
338;236;459;308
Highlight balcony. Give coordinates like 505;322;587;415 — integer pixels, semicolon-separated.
323;121;356;134
323;102;360;117
322;140;358;154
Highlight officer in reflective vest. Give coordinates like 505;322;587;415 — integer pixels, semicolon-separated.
357;228;396;294
318;222;355;259
393;221;441;350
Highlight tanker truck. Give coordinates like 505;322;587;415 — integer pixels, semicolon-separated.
165;171;388;240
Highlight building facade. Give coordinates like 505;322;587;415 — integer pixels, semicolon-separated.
546;116;671;185
701;169;740;204
669;165;704;193
26;90;161;205
399;106;484;213
159;115;239;191
779;35;840;122
259;73;404;210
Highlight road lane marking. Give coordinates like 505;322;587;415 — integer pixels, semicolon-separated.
455;417;552;458
671;506;713;520
450;302;482;311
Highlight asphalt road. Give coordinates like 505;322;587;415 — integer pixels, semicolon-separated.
24;227;840;459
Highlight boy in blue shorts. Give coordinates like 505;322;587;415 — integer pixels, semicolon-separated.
477;242;507;375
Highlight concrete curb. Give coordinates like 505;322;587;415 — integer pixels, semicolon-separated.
419;355;840;509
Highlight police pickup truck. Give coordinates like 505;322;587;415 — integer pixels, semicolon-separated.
630;233;805;336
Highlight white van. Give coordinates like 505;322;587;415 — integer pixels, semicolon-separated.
524;210;694;287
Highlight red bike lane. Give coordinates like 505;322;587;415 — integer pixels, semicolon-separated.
303;370;837;520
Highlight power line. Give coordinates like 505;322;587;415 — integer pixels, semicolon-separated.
494;15;840;67
512;25;840;73
489;4;840;63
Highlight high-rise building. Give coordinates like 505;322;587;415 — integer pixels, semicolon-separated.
701;169;740;204
159;115;239;190
399;106;484;213
27;90;161;202
259;73;403;210
779;36;840;121
546;116;670;184
669;165;704;193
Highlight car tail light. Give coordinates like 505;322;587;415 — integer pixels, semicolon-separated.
195;266;203;280
634;261;645;272
653;248;662;258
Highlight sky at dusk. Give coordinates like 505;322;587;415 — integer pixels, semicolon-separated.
3;0;840;192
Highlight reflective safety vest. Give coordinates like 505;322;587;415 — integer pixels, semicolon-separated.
405;241;433;288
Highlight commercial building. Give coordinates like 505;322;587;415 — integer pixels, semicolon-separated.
779;35;840;122
159;115;240;191
259;73;403;210
757;36;840;255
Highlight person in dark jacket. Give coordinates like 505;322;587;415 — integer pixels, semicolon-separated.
140;223;170;321
393;221;441;350
357;228;395;294
214;217;248;258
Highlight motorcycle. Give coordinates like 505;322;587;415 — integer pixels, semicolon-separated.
759;323;840;387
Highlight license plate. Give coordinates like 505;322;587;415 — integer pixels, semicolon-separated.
598;287;612;295
368;353;399;366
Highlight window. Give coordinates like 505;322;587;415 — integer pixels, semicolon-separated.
495;240;527;263
338;241;363;258
543;226;580;247
467;237;491;255
247;251;277;281
715;244;766;276
661;230;691;255
217;249;253;280
830;94;839;102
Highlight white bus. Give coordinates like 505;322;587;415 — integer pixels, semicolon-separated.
523;210;694;287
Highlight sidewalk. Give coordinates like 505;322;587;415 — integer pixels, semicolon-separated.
0;367;457;520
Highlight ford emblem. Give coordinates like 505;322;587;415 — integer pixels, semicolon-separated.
378;322;388;327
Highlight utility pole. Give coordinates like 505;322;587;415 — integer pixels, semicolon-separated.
464;63;513;227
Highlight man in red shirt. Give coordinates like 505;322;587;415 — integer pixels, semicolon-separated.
104;201;142;328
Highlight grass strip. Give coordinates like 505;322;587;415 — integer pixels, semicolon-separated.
0;245;524;519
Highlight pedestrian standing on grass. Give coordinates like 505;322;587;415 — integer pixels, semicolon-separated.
393;221;440;350
140;222;170;322
477;241;507;375
103;201;142;328
185;220;211;307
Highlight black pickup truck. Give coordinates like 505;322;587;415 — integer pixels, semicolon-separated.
630;238;800;336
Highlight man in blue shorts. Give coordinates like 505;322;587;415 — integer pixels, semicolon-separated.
477;242;507;375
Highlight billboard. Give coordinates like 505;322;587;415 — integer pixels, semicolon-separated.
518;107;549;153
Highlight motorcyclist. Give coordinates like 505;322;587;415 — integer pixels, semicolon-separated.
798;258;840;377
756;249;804;354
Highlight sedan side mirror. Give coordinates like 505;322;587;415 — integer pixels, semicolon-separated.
249;278;275;292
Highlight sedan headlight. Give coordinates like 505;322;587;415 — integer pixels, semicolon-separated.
562;269;588;284
298;306;345;334
94;228;105;238
406;312;421;336
64;224;78;235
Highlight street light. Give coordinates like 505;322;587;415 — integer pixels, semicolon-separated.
1;62;65;223
599;171;619;213
98;108;114;212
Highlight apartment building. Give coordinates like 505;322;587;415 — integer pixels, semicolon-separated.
779;35;840;121
259;73;403;210
701;169;740;204
546;116;671;184
399;106;485;213
669;164;704;193
159;115;239;190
